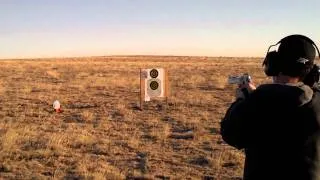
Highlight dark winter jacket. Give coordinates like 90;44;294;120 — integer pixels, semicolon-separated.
221;82;320;180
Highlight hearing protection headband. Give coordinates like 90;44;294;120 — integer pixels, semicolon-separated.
264;34;320;65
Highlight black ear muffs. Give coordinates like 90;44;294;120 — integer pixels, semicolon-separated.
263;34;320;79
263;51;281;76
262;39;282;76
303;64;320;87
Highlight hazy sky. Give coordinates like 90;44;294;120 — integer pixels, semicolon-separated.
0;0;319;58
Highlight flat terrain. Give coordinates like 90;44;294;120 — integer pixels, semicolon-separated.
0;56;270;179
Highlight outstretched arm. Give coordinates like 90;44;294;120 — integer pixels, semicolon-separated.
220;87;257;149
220;99;249;149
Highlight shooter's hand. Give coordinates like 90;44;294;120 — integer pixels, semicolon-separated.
239;82;256;92
236;82;256;100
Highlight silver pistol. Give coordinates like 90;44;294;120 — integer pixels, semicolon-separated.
228;73;251;85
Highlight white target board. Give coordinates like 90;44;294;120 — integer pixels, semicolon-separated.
140;68;168;102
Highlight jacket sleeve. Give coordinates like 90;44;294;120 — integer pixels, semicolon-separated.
304;91;320;179
220;96;255;150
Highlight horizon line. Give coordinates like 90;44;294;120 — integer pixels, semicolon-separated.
0;54;264;60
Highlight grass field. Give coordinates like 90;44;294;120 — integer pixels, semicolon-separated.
0;56;271;179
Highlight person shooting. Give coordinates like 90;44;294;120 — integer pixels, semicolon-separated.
220;34;320;180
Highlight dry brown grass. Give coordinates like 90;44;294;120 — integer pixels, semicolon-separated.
0;56;269;179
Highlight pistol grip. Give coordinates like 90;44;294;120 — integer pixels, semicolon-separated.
241;88;250;98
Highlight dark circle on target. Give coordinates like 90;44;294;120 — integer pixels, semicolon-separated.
150;81;159;90
150;69;159;78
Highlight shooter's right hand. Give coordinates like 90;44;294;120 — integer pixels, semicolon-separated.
236;82;256;100
238;82;256;92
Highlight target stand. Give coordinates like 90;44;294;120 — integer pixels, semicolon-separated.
139;68;169;110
